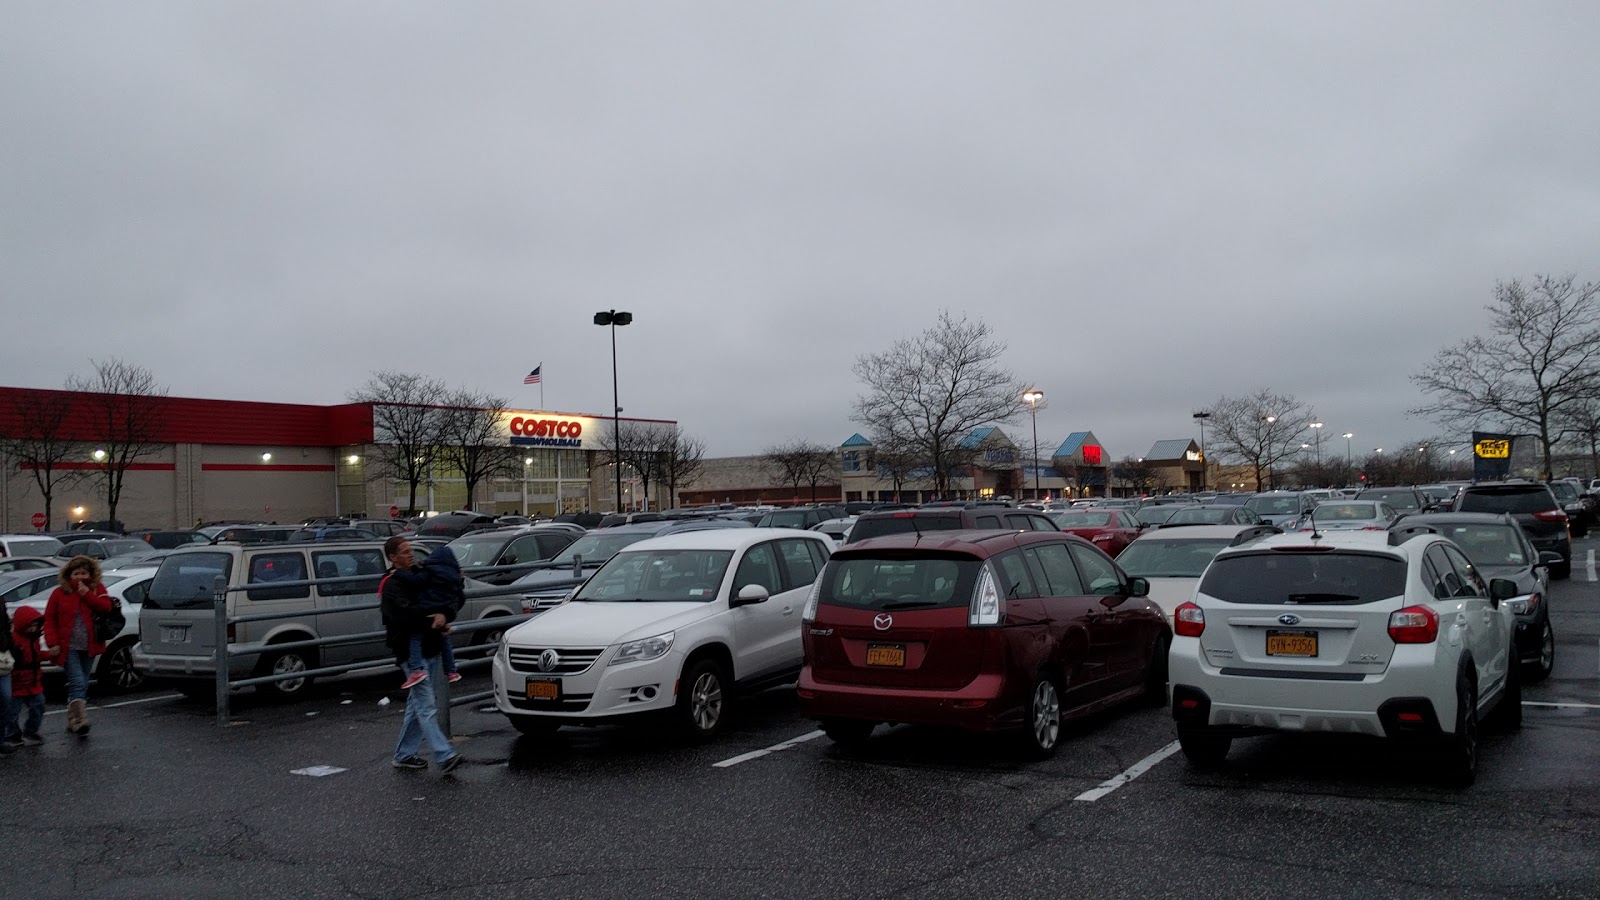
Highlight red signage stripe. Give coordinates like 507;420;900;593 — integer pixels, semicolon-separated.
200;464;336;472
28;462;177;471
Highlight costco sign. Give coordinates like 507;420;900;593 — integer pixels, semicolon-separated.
503;412;605;450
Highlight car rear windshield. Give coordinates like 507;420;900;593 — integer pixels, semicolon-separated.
1457;488;1556;514
819;554;983;611
146;552;234;609
1198;551;1407;605
847;515;966;543
1438;525;1527;567
1359;490;1420;510
1246;496;1301;514
7;539;62;557
551;532;654;565
1548;482;1578;501
1116;539;1235;578
1312;503;1378;521
1165;508;1229;525
446;534;514;567
1050;512;1112;527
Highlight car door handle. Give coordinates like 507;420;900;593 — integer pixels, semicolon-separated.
782;606;794;616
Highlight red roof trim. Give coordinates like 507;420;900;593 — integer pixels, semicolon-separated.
33;462;176;472
201;464;336;472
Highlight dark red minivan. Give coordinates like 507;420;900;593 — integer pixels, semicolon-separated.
798;530;1170;756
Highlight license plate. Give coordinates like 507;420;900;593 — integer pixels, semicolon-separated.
524;678;561;701
1266;630;1318;657
162;626;190;643
865;643;906;667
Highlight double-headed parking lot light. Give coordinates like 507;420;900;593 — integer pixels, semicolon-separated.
594;310;634;513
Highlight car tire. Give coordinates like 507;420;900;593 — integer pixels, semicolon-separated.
820;719;875;751
1177;726;1230;769
95;638;146;695
675;657;729;742
1441;677;1479;787
1487;651;1522;733
256;646;315;699
510;717;561;738
1018;673;1063;758
474;613;511;659
1142;634;1171;708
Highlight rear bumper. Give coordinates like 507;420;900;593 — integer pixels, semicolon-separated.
797;667;1016;730
130;647;241;679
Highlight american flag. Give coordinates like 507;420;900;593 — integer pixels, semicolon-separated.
523;366;542;385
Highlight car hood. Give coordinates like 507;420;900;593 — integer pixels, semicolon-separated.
1255;514;1296;525
1140;577;1201;618
511;565;599;588
1477;564;1539;592
505;600;713;647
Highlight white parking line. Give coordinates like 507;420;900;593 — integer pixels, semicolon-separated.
1586;549;1595;582
713;730;827;768
42;693;182;717
1522;701;1600;709
1073;740;1182;802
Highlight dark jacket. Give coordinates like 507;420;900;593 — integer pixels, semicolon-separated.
380;566;449;664
10;606;45;697
391;545;466;616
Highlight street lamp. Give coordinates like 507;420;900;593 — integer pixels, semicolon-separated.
92;449;106;462
1342;432;1354;465
1309;421;1323;466
1023;389;1044;501
593;309;634;513
1262;415;1279;490
1192;410;1212;491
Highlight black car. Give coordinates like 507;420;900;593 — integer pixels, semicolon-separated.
210;525;301;544
1354;487;1434;515
1158;505;1265;527
1452;481;1572;579
127;529;211;550
509;518;754;610
54;538;156;561
846;506;1059;544
1545;480;1592;537
1391;511;1558;679
413;511;500;539
287;527;375;543
756;507;837;530
444;527;580;586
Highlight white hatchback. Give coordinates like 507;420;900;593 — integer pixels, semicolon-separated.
1168;530;1520;785
492;529;833;741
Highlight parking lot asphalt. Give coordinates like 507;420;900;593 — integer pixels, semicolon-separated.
3;538;1598;899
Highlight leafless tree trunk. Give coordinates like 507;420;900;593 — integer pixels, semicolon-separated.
603;420;674;511
436;390;517;510
764;439;834;503
852;311;1025;497
1412;275;1600;479
66;359;168;529
0;390;83;531
1559;399;1600;478
350;372;447;515
1205;390;1316;491
1112;456;1156;496
659;428;707;508
870;432;926;502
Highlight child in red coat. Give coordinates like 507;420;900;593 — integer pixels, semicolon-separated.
4;606;46;748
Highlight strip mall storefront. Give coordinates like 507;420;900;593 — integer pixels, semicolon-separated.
0;387;673;531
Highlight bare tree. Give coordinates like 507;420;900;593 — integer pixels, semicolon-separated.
763;439;837;503
1206;390;1315;491
0;390;83;531
603;420;674;511
658;427;707;509
436;390;517;510
350;372;447;516
1413;275;1600;479
67;359;168;529
870;432;927;502
1558;399;1600;478
1112;456;1157;496
852;311;1025;497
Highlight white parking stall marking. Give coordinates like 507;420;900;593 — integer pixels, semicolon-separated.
290;765;348;777
1586;548;1595;582
43;693;183;717
1073;740;1182;802
713;730;827;768
1522;701;1600;709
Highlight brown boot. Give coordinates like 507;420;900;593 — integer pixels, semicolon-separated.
68;700;90;736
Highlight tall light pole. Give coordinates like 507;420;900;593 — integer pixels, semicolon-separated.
1192;410;1211;491
1262;414;1278;491
1023;389;1044;501
1309;421;1323;467
593;310;633;513
1343;432;1354;466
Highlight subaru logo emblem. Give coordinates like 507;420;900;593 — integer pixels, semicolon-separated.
873;613;893;631
1278;614;1300;626
538;649;561;672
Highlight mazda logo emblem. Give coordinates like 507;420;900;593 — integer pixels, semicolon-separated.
1278;614;1300;626
873;613;893;631
538;649;561;672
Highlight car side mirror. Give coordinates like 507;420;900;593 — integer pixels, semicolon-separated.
1126;576;1150;598
731;584;769;608
1538;551;1563;566
1488;578;1519;602
500;553;518;566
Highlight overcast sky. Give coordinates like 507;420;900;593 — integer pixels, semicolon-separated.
4;3;1597;461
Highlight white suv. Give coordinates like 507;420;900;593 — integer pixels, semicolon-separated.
1168;530;1520;785
492;529;832;742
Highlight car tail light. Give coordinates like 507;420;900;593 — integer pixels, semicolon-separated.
801;573;824;623
1388;605;1438;643
1174;602;1204;637
1360;525;1385;531
969;565;1004;627
1533;509;1569;523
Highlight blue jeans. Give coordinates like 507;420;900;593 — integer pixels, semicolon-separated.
393;655;455;765
6;694;43;741
64;649;92;702
0;675;10;741
408;634;457;675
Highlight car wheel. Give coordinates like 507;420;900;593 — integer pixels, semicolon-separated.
1018;673;1063;758
475;614;511;659
1441;677;1478;787
675;657;728;741
1142;634;1171;708
257;647;315;698
96;639;146;694
820;719;875;751
1488;650;1522;732
1176;726;1231;769
510;717;561;738
1526;619;1556;682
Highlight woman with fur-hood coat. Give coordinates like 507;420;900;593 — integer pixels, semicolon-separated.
42;555;114;736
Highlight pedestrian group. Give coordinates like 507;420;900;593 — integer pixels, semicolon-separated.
2;555;121;753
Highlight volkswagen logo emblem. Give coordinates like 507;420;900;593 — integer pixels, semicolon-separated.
1278;614;1301;626
538;649;561;672
873;613;893;631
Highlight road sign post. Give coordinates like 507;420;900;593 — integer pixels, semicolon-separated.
30;512;46;530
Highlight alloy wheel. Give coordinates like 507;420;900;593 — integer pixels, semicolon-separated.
1539;624;1555;673
104;645;144;692
691;672;723;732
274;654;308;693
1032;680;1061;750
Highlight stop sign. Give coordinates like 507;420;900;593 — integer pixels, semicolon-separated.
30;512;45;529
389;505;400;518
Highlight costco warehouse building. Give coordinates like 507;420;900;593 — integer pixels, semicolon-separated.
0;386;673;531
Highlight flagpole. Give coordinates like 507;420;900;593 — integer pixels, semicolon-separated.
539;361;544;410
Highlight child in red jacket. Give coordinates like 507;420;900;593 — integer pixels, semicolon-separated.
4;606;46;748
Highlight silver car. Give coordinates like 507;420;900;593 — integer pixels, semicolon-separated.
1287;500;1397;532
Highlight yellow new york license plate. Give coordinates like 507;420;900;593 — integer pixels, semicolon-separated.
1266;630;1318;657
525;679;560;700
865;644;906;667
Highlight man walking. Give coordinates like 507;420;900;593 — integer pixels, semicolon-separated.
381;536;462;774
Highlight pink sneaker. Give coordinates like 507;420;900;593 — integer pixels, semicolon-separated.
447;672;463;683
401;669;428;690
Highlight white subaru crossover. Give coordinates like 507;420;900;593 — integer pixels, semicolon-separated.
493;528;833;741
1168;529;1520;785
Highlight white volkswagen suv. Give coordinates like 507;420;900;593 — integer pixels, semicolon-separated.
493;528;832;742
1168;530;1520;785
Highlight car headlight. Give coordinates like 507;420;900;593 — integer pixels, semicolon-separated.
609;631;674;665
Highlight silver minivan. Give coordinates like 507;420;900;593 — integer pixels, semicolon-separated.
133;541;519;697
